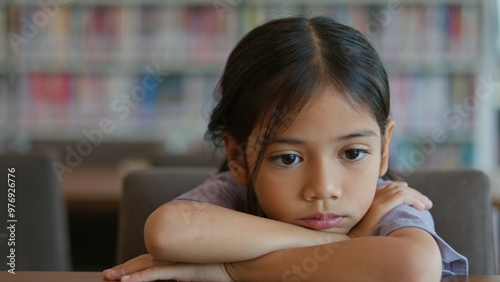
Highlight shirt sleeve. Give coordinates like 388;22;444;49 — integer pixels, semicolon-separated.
174;171;249;213
373;204;469;276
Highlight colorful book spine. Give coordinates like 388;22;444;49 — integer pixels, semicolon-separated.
0;2;482;162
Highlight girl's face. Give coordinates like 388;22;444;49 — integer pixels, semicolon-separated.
226;88;394;234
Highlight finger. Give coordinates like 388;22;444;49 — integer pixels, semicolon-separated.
103;254;153;280
399;195;426;211
379;187;431;211
395;186;432;209
121;266;174;282
422;195;433;209
103;268;121;280
379;183;432;209
376;181;407;191
382;181;408;189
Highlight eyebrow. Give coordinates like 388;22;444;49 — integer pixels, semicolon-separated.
336;130;379;141
268;130;379;144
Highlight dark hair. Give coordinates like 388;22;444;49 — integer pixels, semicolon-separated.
206;16;391;214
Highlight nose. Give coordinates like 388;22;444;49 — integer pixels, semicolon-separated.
302;161;341;201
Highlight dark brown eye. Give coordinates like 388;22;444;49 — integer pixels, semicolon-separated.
281;154;299;165
344;149;365;161
271;154;302;166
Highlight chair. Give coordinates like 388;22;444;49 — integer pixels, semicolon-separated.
0;155;72;271
115;166;216;264
116;167;494;274
403;169;494;275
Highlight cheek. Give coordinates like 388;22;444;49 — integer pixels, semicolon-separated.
348;166;380;213
359;188;377;211
346;185;376;222
253;173;296;219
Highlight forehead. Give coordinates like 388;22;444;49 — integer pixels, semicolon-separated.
255;88;380;142
288;93;377;134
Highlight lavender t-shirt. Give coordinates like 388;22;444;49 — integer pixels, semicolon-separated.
175;171;468;276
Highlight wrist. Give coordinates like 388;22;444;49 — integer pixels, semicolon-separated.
303;229;350;246
348;205;387;238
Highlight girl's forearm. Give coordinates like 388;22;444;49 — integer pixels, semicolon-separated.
226;228;442;282
144;200;349;263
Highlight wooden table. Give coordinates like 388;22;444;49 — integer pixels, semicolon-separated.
1;272;500;282
441;276;500;282
0;271;105;282
0;271;176;282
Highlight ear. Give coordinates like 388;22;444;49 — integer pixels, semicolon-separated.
379;119;395;177
222;133;249;186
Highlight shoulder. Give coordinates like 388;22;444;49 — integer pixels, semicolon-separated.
374;204;469;276
374;204;434;236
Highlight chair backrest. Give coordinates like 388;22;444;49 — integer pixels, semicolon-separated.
404;169;494;275
116;167;215;264
0;155;72;271
117;167;494;274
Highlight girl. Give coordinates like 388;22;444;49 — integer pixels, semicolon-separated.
104;16;467;281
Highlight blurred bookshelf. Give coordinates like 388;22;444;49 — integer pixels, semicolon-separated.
0;0;496;176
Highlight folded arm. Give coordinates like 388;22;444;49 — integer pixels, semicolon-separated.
144;181;431;264
103;181;434;281
144;200;349;263
227;227;442;282
108;224;441;282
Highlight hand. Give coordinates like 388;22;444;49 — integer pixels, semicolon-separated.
102;254;231;282
348;181;432;238
103;254;171;281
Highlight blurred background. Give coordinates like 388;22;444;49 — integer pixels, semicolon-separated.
0;0;499;272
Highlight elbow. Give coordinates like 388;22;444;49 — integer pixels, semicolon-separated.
142;215;158;258
143;202;186;260
396;244;442;282
143;204;169;258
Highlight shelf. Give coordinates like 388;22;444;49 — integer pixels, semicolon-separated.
384;62;480;75
5;0;218;6
4;60;223;75
0;0;488;172
4;0;482;6
2;3;479;75
393;133;473;145
2;59;480;75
